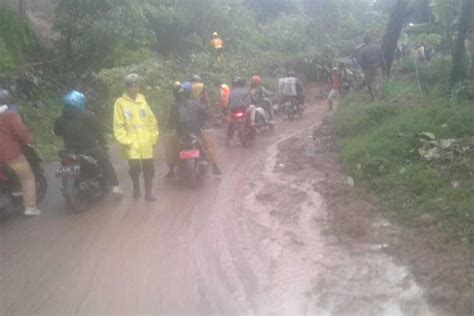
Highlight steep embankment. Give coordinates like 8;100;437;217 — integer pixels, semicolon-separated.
2;0;57;48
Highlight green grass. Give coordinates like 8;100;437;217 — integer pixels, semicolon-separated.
334;76;474;245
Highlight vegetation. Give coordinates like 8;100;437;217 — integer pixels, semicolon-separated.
334;74;474;245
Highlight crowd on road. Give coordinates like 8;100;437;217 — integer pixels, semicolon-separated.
0;31;312;215
0;31;389;216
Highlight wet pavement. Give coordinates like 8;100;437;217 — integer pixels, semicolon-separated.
0;102;434;315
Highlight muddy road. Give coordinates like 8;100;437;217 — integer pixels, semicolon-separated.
1;99;435;315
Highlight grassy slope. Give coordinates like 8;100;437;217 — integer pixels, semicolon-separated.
333;76;474;245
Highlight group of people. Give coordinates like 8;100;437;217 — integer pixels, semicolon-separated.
0;66;306;216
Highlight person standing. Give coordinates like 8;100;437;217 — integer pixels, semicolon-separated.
328;67;343;111
113;74;159;201
358;35;386;102
211;32;224;63
0;89;40;215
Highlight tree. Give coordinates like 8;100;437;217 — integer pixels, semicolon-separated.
54;0;153;70
381;0;411;76
450;0;474;85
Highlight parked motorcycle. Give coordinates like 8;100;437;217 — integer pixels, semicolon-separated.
56;151;107;211
177;134;208;188
0;145;47;218
229;107;255;147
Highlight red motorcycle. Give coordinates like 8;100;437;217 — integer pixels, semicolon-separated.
229;107;255;147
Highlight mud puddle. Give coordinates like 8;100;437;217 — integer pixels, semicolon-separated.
237;116;433;315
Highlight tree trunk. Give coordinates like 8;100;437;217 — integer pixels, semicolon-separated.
450;0;474;86
382;0;410;77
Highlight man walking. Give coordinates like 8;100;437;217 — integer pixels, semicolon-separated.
358;35;386;102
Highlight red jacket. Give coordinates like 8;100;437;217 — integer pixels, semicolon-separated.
0;110;33;162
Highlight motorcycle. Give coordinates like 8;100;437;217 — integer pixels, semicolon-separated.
255;103;274;131
56;150;107;211
282;96;304;120
0;145;47;218
177;133;208;188
229;107;255;147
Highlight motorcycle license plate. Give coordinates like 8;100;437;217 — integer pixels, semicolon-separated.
180;150;200;160
56;165;80;177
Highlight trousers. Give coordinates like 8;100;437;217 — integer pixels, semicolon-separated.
6;155;36;208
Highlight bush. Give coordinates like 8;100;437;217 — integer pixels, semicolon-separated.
418;55;452;96
452;80;474;101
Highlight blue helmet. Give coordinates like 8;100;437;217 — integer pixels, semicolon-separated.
180;81;193;98
63;90;86;109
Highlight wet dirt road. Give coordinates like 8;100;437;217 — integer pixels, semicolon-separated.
1;101;434;315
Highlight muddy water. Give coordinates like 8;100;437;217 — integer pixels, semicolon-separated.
224;122;432;315
0;104;434;315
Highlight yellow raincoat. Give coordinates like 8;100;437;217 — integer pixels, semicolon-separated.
113;93;159;160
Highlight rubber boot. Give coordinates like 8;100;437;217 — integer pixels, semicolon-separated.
131;176;141;200
144;174;157;202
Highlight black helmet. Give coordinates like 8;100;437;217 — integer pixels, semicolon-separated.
232;76;245;87
0;89;12;104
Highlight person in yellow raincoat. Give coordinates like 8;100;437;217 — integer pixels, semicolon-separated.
113;74;159;201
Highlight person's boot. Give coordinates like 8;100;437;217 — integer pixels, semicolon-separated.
144;174;157;202
212;164;222;175
165;166;175;180
132;178;141;200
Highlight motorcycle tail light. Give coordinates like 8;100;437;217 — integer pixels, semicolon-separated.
61;159;79;166
234;112;245;118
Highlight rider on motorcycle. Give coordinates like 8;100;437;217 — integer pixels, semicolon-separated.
191;75;209;107
54;91;124;196
0;89;41;216
250;75;274;125
287;71;305;107
225;77;256;146
166;82;222;178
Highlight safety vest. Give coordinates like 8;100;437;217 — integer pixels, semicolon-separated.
191;83;204;102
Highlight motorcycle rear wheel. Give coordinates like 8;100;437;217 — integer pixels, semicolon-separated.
35;173;47;204
66;183;90;212
238;124;250;147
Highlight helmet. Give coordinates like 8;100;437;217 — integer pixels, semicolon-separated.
250;75;262;88
213;32;218;37
0;89;12;104
63;90;86;110
124;73;141;87
332;67;339;72
176;81;192;99
191;74;202;83
288;71;296;77
232;76;245;87
173;81;182;99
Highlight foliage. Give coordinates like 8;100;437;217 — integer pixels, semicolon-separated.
261;14;315;54
0;7;38;69
54;0;154;70
452;79;474;100
334;75;474;245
